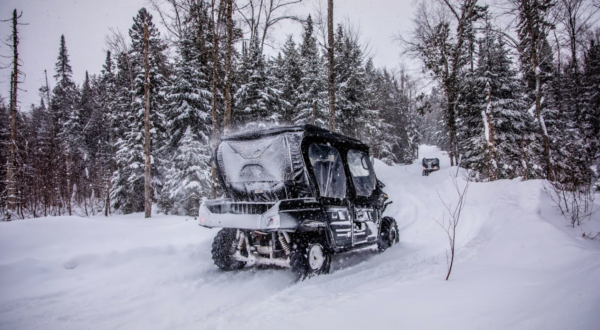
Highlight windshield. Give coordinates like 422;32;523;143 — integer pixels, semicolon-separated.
218;134;293;184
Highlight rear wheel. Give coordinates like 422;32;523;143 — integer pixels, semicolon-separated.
212;229;246;271
290;241;331;280
378;217;399;251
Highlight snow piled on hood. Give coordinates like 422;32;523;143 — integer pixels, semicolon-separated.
1;145;599;330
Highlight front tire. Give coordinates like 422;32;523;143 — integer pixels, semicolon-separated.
212;229;246;271
290;241;331;280
378;217;399;251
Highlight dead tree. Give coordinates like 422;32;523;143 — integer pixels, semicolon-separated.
4;10;24;221
210;0;225;199
327;0;335;131
237;0;302;51
483;82;498;181
224;0;234;134
143;21;152;218
435;175;469;280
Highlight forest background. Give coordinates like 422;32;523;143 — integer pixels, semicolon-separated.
1;0;599;222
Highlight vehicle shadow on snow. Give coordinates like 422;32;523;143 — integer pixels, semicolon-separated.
205;248;382;285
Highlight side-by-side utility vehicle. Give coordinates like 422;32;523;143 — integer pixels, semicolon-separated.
199;125;398;278
422;158;440;176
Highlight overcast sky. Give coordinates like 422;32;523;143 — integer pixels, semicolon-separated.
0;0;415;109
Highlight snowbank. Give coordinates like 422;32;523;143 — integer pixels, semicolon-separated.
1;145;599;330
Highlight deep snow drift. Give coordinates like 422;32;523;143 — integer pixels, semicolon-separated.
1;145;599;330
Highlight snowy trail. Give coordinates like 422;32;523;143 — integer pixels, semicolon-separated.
1;145;599;330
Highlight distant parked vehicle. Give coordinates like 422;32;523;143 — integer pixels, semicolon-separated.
422;158;440;176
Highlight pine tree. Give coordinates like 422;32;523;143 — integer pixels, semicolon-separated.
276;35;302;123
90;51;118;215
162;127;212;215
111;8;169;213
295;15;327;127
514;0;557;180
481;31;536;180
582;36;600;189
333;25;367;139
458;20;541;181
51;34;81;215
159;17;213;214
22;99;53;216
234;31;284;128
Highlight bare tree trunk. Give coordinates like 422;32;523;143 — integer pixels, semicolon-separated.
448;122;456;166
6;9;20;221
520;135;528;180
211;0;224;199
224;0;234;135
327;0;335;132
44;70;51;106
65;152;72;216
312;100;317;125
484;83;497;181
535;67;553;181
143;22;152;218
105;181;111;217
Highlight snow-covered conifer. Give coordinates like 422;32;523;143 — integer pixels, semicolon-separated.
333;25;367;138
295;15;327;127
234;31;284;127
162;127;212;215
159;17;213;213
111;8;169;213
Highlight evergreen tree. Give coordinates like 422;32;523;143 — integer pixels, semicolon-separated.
333;25;367;138
582;36;600;189
276;35;302;123
111;8;169;213
50;34;81;215
458;20;542;181
51;35;79;138
234;31;284;127
514;0;557;180
160;17;213;214
295;15;327;127
162;127;212;215
90;51;118;215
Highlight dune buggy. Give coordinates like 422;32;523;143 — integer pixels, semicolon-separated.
199;125;398;278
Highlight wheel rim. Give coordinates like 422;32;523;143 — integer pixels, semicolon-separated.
308;244;325;271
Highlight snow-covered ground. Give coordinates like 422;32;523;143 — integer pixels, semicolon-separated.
1;145;599;330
